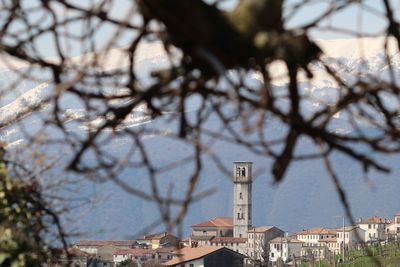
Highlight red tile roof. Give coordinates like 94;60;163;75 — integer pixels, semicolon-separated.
191;217;233;228
190;235;214;241
359;216;388;224
53;247;92;257
296;228;337;235
114;248;152;256
138;232;176;240
165;246;244;266
335;226;359;232
248;226;274;233
77;240;134;247
210;237;247;243
156;247;178;253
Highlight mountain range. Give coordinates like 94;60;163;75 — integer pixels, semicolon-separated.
0;37;399;241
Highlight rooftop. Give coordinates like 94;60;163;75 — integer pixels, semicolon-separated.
248;226;275;233
138;232;176;240
114;248;153;256
190;235;215;241
359;216;388;224
210;237;247;243
53;247;92;257
335;226;359;232
77;240;134;247
114;247;177;256
165;246;244;266
296;228;337;236
191;217;233;228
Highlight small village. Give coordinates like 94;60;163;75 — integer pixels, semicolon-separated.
52;162;400;267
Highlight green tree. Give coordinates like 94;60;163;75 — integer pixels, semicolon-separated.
0;147;67;267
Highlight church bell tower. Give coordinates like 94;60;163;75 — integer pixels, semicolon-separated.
233;161;253;238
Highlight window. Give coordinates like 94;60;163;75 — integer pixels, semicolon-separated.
271;252;274;258
239;192;243;199
368;224;371;229
190;264;194;267
237;213;241;219
241;168;246;176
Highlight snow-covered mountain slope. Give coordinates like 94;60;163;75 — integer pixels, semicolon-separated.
0;37;399;239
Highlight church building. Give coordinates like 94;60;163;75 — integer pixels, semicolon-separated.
189;162;284;263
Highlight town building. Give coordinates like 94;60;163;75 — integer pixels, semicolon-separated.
247;226;285;263
319;237;341;256
113;247;177;266
233;162;253;239
49;247;95;267
75;240;135;266
76;240;135;255
296;228;337;260
336;226;365;250
269;236;303;264
358;216;388;243
209;236;247;254
164;246;246;267
136;232;180;249
189;217;233;247
385;212;400;241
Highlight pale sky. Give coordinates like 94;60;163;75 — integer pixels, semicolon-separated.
7;0;400;57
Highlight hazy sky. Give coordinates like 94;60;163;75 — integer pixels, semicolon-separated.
10;0;400;57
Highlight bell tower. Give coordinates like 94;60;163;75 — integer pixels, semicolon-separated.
233;161;253;238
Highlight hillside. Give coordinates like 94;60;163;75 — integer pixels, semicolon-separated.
0;37;399;240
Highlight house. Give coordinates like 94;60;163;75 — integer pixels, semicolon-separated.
296;228;337;246
358;216;388;243
385;212;400;241
113;247;177;266
113;248;150;265
246;226;285;263
136;232;180;249
190;217;233;247
164;246;246;267
75;240;135;267
50;247;95;267
189;217;233;247
296;228;337;260
76;240;135;255
209;236;247;254
269;237;303;264
319;237;341;256
336;226;365;250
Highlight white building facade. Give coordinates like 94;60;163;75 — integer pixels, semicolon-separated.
358;216;388;243
269;237;303;263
